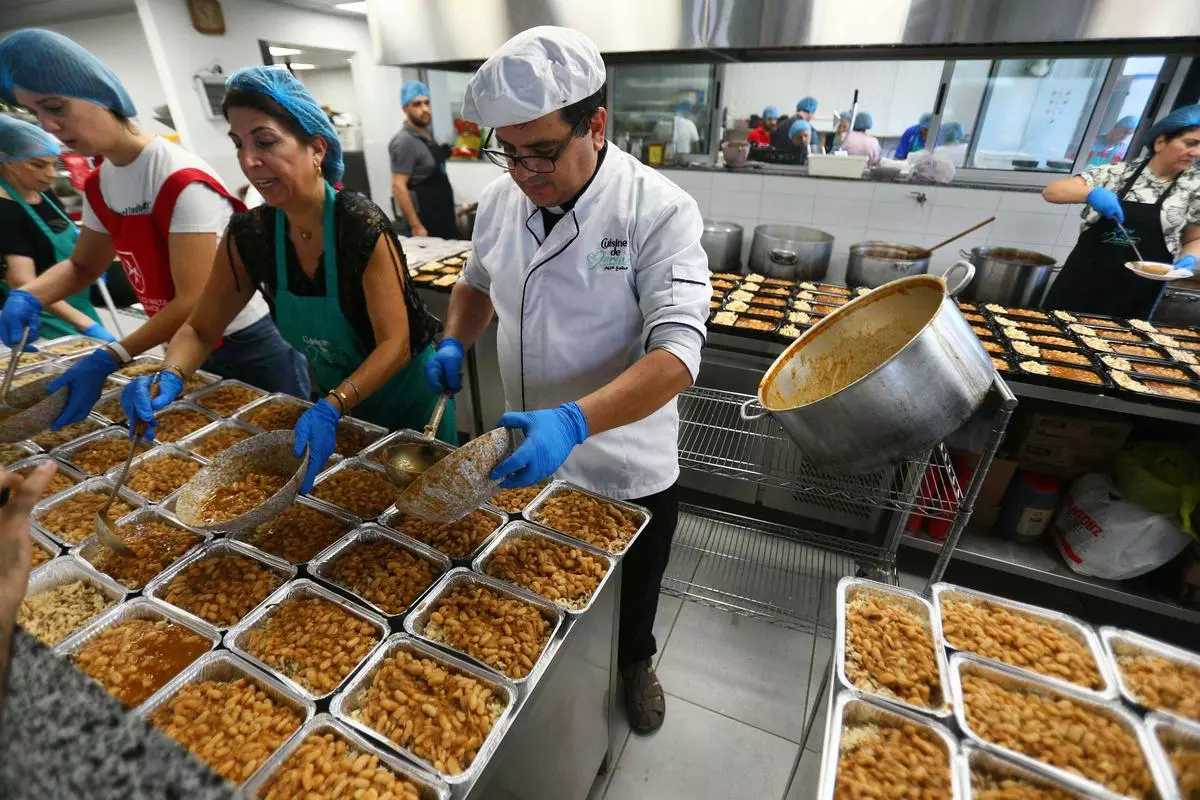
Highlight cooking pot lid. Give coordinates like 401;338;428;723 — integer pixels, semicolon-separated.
704;220;743;234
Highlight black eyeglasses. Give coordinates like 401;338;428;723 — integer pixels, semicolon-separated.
481;117;588;173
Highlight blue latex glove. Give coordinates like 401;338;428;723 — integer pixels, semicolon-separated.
293;399;340;494
46;348;120;430
80;323;117;343
1174;255;1198;274
425;337;464;394
120;371;183;440
0;289;42;350
490;402;589;489
1086;186;1124;224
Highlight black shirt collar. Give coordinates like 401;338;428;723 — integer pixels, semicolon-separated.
541;144;607;232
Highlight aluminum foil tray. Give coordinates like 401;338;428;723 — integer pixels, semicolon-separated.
233;392;314;432
185;378;267;416
9;453;87;501
226;578;388;702
0;363;68;443
175;417;260;464
959;744;1093;800
230;495;360;566
22;555;128;651
329;633;517;786
70;505;211;591
31;474;146;548
378;502;506;566
50;425;142;476
105;442;206;506
472;520;617;616
335;414;388;458
836;577;952;718
1100;625;1200;727
307;456;400;521
522;479;652;556
147;401;221;444
40;334;104;359
1143;712;1200;800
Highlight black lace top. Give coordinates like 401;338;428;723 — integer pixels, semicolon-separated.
227;190;441;354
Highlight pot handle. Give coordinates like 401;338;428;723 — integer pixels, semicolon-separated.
770;248;798;266
943;260;975;296
959;249;972;259
739;397;769;421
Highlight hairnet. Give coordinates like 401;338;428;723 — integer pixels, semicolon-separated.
852;112;873;132
673;100;693;114
0;114;62;163
762;105;779;120
918;112;933;128
796;96;818;113
1114;115;1138;129
225;66;344;183
462;26;605;128
788;118;812;140
941;121;965;143
0;28;136;117
400;80;429;107
1147;105;1200;143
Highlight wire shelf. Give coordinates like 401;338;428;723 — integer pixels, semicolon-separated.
677;386;965;521
662;505;888;636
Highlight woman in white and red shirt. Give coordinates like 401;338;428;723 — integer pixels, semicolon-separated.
0;29;308;429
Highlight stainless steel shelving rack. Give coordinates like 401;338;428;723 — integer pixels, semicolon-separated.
669;376;1018;748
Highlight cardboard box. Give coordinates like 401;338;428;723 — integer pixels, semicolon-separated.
1024;413;1132;456
1017;440;1117;479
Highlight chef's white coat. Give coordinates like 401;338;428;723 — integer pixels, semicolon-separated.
460;142;712;500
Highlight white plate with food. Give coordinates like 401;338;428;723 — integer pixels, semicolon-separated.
1125;261;1193;281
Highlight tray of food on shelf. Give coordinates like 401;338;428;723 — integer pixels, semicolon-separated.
962;311;989;325
978;337;1007;356
380;505;505;564
813;282;852;296
73;506;209;591
1002;328;1081;350
1099;355;1198;383
775;321;811;343
1009;341;1098;367
1080;336;1176;361
309;457;400;520
147;403;221;443
1143;712;1200;799
757;283;794;298
309;523;450;618
990;354;1014;374
40;334;105;357
958;301;979;312
816;693;959;800
1129;319;1200;339
115;445;205;504
19;556;126;648
404;569;562;685
27;415;106;452
1014;360;1112;393
57;596;219;709
711;278;737;292
708;310;781;340
140;650;314;787
523;480;650;556
185;379;267;416
32;476;143;546
992;316;1066;334
1109;369;1200;408
1052;311;1130;329
226;579;387;702
242;713;451;800
1099;627;1200;725
1068;324;1150;343
710;272;742;282
331;633;516;785
54;427;151;475
948;653;1173;800
986;306;1053;321
1149;334;1200;358
836;578;952;717
960;744;1098;800
10;453;85;500
177;419;258;461
233;497;357;565
473;521;615;616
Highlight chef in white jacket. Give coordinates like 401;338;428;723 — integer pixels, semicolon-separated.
425;26;711;735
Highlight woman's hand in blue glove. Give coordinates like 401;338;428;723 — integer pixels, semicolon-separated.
80;323;117;343
490;402;589;489
0;290;42;350
1086;186;1124;224
293;399;340;494
1174;255;1198;275
46;348;120;430
120;372;183;440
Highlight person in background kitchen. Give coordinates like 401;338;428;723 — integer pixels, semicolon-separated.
895;111;933;160
936;121;969;167
0;29;308;432
1084;115;1138;168
658;99;701;158
426;26;710;735
771;95;818;150
841;111;882;167
788;118;814;152
0;114;111;342
1042;104;1200;318
824;111;851;152
389;79;459;239
746;105;777;147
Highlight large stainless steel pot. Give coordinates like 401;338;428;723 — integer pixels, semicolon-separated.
1153;285;1200;326
846;242;931;288
956;246;1055;306
742;273;992;474
701;220;743;273
748;224;833;280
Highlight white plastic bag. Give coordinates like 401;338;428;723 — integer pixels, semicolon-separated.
1051;473;1190;580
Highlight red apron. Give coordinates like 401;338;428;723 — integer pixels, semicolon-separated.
83;167;244;316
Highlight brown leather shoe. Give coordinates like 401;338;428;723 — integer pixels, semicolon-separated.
621;659;666;733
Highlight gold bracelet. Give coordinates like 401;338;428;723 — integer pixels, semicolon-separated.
342;378;362;404
327;390;348;415
162;363;188;381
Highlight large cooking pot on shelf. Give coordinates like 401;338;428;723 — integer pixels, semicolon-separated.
846;242;932;288
1153;279;1200;326
956;246;1055;306
741;271;989;474
701;219;743;274
748;224;833;280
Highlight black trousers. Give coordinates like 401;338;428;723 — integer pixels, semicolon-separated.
619;482;680;668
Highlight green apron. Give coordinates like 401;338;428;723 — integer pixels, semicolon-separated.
273;182;455;441
0;176;100;340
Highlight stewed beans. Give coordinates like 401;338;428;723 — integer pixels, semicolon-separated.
189;426;252;459
325;538;440;615
152;410;212;442
489;482;547;513
845;595;942;709
126;456;200;502
88;520;201;589
424;584;552;680
388;510;498;559
484;535;608;611
244;401;304;432
198;473;287;524
15;464;76;498
259;731;423;800
1116;651;1200;722
835;722;952;800
160;554;282;627
245;503;351;564
196;384;263;416
69;438;150;475
39;492;135;544
72;618;210;707
531;490;641;553
313;468;396;519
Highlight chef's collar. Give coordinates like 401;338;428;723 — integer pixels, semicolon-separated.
542;143;608;224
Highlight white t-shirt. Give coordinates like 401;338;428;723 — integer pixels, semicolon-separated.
672;115;701;156
82;137;269;334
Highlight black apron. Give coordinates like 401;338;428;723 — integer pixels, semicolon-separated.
412;136;459;239
1043;161;1180;318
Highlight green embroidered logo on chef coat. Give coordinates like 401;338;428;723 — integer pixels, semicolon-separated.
587;237;631;271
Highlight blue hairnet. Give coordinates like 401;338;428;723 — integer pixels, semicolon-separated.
788;118;812;140
1147;104;1200;144
0;115;62;163
852;112;873;132
673;100;693;114
942;121;965;143
836;111;852;122
762;105;779;120
400;80;430;107
0;29;136;117
796;96;818;113
1114;115;1137;129
226;66;344;183
918;112;933;128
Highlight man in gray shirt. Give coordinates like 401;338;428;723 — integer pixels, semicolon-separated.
389;80;459;238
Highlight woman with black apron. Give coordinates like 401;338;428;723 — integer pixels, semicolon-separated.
1043;104;1200;318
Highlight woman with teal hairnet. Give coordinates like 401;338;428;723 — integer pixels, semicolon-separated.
0;28;308;435
1084;115;1138;168
0;114;107;341
1043;104;1200;318
842;111;882;167
123;66;454;493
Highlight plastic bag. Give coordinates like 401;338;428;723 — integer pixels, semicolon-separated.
909;152;956;184
1051;473;1190;580
1113;443;1200;535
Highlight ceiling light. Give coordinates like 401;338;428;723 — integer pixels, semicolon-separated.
335;2;369;13
288;63;317;70
269;46;303;56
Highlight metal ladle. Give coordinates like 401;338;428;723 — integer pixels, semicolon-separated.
380;393;451;487
1116;221;1147;265
0;328;32;412
92;375;160;555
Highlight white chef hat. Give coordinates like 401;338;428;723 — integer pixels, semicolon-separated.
461;26;605;128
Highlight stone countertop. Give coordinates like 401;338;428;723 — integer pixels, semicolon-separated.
656;162;1049;193
0;630;236;800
